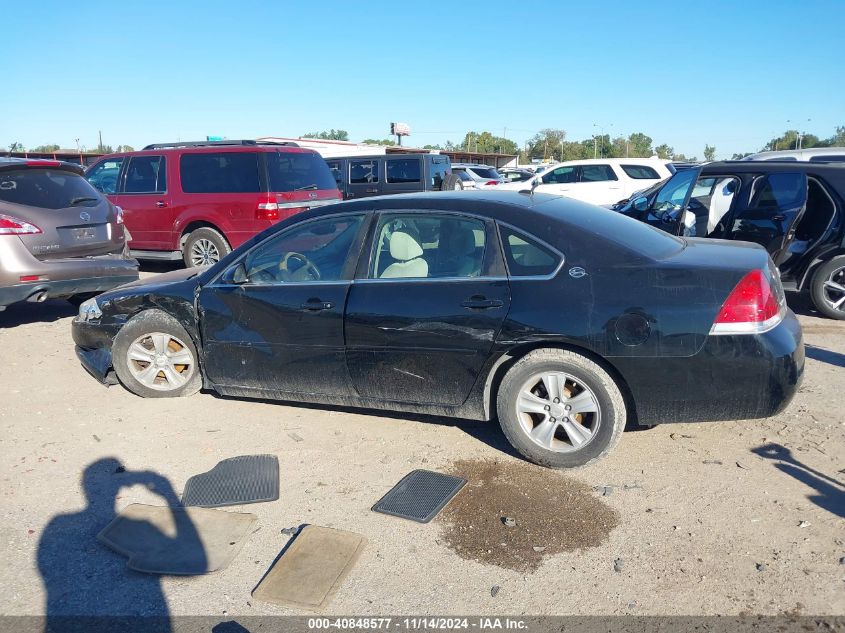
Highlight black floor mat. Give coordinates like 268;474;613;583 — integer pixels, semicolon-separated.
372;469;466;523
182;454;280;508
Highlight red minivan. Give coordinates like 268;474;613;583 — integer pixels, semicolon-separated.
85;140;342;267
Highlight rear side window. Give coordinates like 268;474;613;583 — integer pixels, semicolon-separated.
386;159;421;183
750;173;805;209
499;226;561;277
180;152;260;193
809;155;845;163
349;159;379;184
580;164;618;182
621;164;660;179
87;158;124;194
0;168;102;209
267;152;337;191
124;155;166;193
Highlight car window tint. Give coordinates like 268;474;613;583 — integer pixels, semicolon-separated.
469;166;500;179
243;215;363;284
621;164;659;179
86;158;124;194
386;159;421;183
371;214;486;279
580;164;618;182
326;160;343;185
349;159;379;184
652;168;698;211
180;152;260;193
750;173;805;209
499;226;560;277
809;155;845;162
124;155;165;193
430;158;449;189
267;152;337;192
0;168;103;209
542;166;577;184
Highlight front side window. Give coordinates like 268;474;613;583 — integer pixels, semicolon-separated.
370;214;486;279
124;155;166;193
241;215;364;284
580;164;618;182
621;164;659;179
267;151;338;192
386;159;422;184
180;152;260;193
499;226;561;277
87;158;124;194
349;159;379;184
542;166;577;184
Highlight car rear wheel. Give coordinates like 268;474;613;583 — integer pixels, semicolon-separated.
810;256;845;320
183;227;231;268
496;348;626;468
112;310;202;398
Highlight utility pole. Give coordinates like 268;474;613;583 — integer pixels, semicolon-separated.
98;130;103;153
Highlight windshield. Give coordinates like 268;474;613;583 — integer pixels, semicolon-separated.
267;152;338;192
0;168;103;209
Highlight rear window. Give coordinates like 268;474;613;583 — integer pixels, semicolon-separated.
180;152;260;193
0;168;102;209
621;164;660;179
469;166;501;179
267;152;337;191
430;157;449;189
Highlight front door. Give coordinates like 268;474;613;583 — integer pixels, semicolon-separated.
726;172;807;271
641;167;700;235
198;214;367;395
344;212;511;406
113;154;171;250
535;164;578;197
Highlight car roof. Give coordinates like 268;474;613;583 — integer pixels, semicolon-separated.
0;157;83;174
545;158;668;167
742;147;845;161
327;153;445;160
96;141;320;159
705;160;845;173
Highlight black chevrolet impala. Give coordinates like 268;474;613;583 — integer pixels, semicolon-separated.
72;191;804;468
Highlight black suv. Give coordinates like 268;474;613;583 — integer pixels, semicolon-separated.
622;161;845;319
326;153;454;199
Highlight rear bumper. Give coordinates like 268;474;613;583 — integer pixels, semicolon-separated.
615;310;804;425
0;268;138;307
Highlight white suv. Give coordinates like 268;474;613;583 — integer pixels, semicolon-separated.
500;158;672;206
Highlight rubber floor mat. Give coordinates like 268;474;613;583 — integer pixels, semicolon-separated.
181;454;279;508
98;503;257;574
252;525;366;611
372;469;466;523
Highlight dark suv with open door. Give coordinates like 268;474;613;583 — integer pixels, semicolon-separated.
0;158;138;310
622;161;845;319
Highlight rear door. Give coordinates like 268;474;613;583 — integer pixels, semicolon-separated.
344;211;511;406
573;164;623;205
727;172;808;269
382;157;424;195
113;154;170;249
345;158;381;199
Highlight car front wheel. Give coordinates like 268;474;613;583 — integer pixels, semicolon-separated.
496;348;626;468
810;256;845;320
112;310;202;398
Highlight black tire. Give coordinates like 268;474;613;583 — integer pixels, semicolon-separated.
112;309;202;398
66;292;98;307
182;227;231;268
441;174;463;191
496;348;626;468
810;256;845;320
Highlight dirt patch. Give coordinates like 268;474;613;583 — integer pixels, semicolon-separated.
438;458;619;572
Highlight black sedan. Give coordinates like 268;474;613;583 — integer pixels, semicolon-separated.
72;191;804;468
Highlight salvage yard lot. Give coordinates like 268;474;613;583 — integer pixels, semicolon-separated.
0;275;843;617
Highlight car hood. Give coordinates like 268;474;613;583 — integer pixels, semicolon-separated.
119;266;203;289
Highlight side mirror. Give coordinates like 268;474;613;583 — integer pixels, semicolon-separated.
632;196;648;212
223;262;248;285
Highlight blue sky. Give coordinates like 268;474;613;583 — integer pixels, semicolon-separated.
2;1;843;159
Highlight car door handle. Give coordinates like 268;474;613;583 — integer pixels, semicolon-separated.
772;214;785;221
461;296;504;309
300;300;333;311
155;201;167;208
365;188;378;193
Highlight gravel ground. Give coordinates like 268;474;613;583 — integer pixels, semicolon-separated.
0;279;843;617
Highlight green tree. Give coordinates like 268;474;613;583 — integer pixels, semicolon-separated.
654;144;674;160
525;129;567;161
627;132;654;157
703;144;716;161
731;152;753;160
115;145;135;152
302;129;349;141
460;131;518;155
361;138;396;146
30;144;60;152
422;144;443;150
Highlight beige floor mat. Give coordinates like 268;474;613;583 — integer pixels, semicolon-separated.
252;525;366;610
98;503;257;575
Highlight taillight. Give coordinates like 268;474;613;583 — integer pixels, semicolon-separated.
0;213;42;235
256;200;280;221
114;205;125;224
710;269;783;335
484;180;499;186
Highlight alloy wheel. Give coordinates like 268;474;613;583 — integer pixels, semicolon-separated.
822;265;845;314
126;332;196;391
190;238;220;267
516;371;601;453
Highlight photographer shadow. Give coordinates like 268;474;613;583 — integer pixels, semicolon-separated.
37;458;206;633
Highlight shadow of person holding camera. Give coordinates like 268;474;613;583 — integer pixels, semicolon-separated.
37;458;205;633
